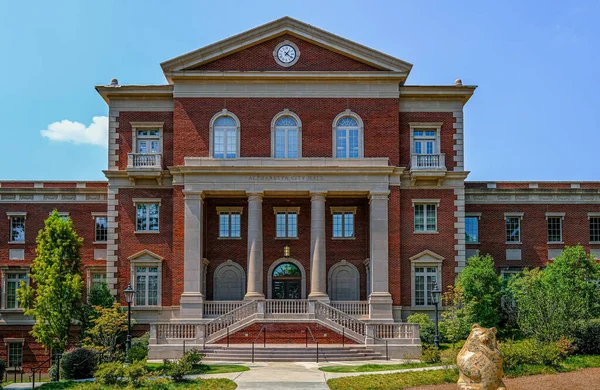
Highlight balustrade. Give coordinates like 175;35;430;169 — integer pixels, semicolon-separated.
127;153;162;168
411;153;445;169
156;324;196;340
203;301;244;317
265;299;308;314
330;301;369;317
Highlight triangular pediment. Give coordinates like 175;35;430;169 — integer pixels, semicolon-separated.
409;250;445;263
161;17;412;75
127;249;164;262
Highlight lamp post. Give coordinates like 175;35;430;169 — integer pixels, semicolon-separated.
124;283;136;362
431;283;442;348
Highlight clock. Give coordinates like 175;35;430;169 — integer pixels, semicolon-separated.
273;41;300;67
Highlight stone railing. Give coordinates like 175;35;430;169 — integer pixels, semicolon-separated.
204;300;258;338
371;323;420;341
411;153;445;170
156;323;198;340
314;300;366;337
203;301;244;317
330;301;369;318
127;153;162;168
265;299;309;314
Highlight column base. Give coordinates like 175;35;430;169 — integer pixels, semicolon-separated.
308;292;330;303
244;292;265;300
179;293;204;320
368;293;393;322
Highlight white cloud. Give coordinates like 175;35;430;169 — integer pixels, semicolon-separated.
40;116;108;147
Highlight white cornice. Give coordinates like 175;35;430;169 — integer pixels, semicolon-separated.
400;85;477;104
166;71;407;82
160;17;413;75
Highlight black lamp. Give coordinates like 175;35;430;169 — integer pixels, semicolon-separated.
430;283;442;348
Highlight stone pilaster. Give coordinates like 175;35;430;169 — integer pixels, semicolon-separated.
245;192;265;299
180;192;204;319
368;191;393;321
308;192;328;300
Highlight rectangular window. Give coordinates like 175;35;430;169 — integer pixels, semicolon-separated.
414;204;437;232
6;273;27;309
135;267;159;306
413;129;438;155
214;128;237;159
505;217;521;243
136;203;159;232
9;216;25;243
136;129;160;154
219;212;241;238
8;342;23;368
91;273;106;291
591;217;600;243
332;212;355;238
95;216;108;242
547;217;563;243
276;212;298;238
414;266;438;306
465;216;479;243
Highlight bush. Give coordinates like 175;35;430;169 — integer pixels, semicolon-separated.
421;345;441;363
573;319;600;355
128;332;150;362
182;348;204;367
0;358;5;380
49;363;59;382
499;338;572;370
94;361;125;386
407;313;436;346
124;359;147;387
61;348;97;380
164;357;191;382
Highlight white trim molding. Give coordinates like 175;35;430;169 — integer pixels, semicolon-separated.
411;199;441;207
545;212;566;219
127;249;164;307
409;250;443;309
6;212;27;219
272;206;301;215
273;40;301;68
267;257;306;299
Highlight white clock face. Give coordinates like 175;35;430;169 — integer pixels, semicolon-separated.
277;45;297;64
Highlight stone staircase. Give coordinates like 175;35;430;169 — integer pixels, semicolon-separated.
198;345;384;362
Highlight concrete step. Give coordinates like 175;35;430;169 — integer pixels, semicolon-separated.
197;345;383;361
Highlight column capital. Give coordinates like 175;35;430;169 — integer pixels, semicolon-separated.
183;190;204;201
369;191;390;202
247;192;264;203
310;192;327;202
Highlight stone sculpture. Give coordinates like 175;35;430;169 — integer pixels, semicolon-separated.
456;324;506;390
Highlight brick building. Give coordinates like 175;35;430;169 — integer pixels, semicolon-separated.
1;17;599;365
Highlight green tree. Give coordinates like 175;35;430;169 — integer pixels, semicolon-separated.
456;254;503;329
509;246;600;342
83;303;128;360
77;282;116;340
407;313;436;345
439;284;475;343
17;210;84;353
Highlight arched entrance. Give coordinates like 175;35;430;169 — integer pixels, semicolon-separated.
272;262;302;299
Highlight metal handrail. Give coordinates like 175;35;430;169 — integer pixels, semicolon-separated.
365;332;389;361
251;324;268;363
30;355;52;387
305;326;320;363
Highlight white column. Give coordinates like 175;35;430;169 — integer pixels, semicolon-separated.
180;191;204;319
245;192;265;299
309;192;328;300
369;191;393;321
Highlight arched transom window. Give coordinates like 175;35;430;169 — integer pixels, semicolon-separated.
274;116;299;158
333;111;364;158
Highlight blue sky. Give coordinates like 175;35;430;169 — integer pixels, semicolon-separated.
0;0;598;181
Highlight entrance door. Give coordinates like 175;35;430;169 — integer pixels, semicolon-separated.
272;263;301;299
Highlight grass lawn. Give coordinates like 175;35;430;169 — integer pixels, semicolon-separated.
327;355;600;390
39;378;237;389
146;363;249;375
319;362;439;373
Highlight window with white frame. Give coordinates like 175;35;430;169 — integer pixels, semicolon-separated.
465;215;479;243
413;202;438;232
7;341;23;368
5;272;27;309
274;208;299;238
331;207;356;238
95;216;108;242
547;216;563;243
135;201;160;232
135;266;159;306
414;266;438;306
335;117;360;158
274;116;299;158
218;207;242;238
9;216;25;243
213;116;238;159
505;215;521;243
136;129;160;154
413;129;438;155
590;216;600;243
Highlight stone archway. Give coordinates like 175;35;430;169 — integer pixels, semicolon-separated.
328;260;360;301
213;260;246;301
267;258;306;299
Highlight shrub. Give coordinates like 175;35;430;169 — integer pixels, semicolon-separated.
164;357;191;382
94;361;125;386
182;348;204;367
124;359;147;387
421;345;441;363
128;332;150;362
0;358;5;380
573;318;600;355
407;313;436;345
61;348;97;380
499;338;571;370
49;363;59;382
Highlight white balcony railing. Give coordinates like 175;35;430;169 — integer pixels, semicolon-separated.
127;153;162;168
330;301;369;318
411;154;445;170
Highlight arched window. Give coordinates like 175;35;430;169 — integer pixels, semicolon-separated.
333;110;364;158
271;110;302;158
328;261;360;301
267;258;306;299
213;260;245;301
210;110;240;159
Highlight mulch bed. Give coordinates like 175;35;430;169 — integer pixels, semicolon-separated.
405;367;600;390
